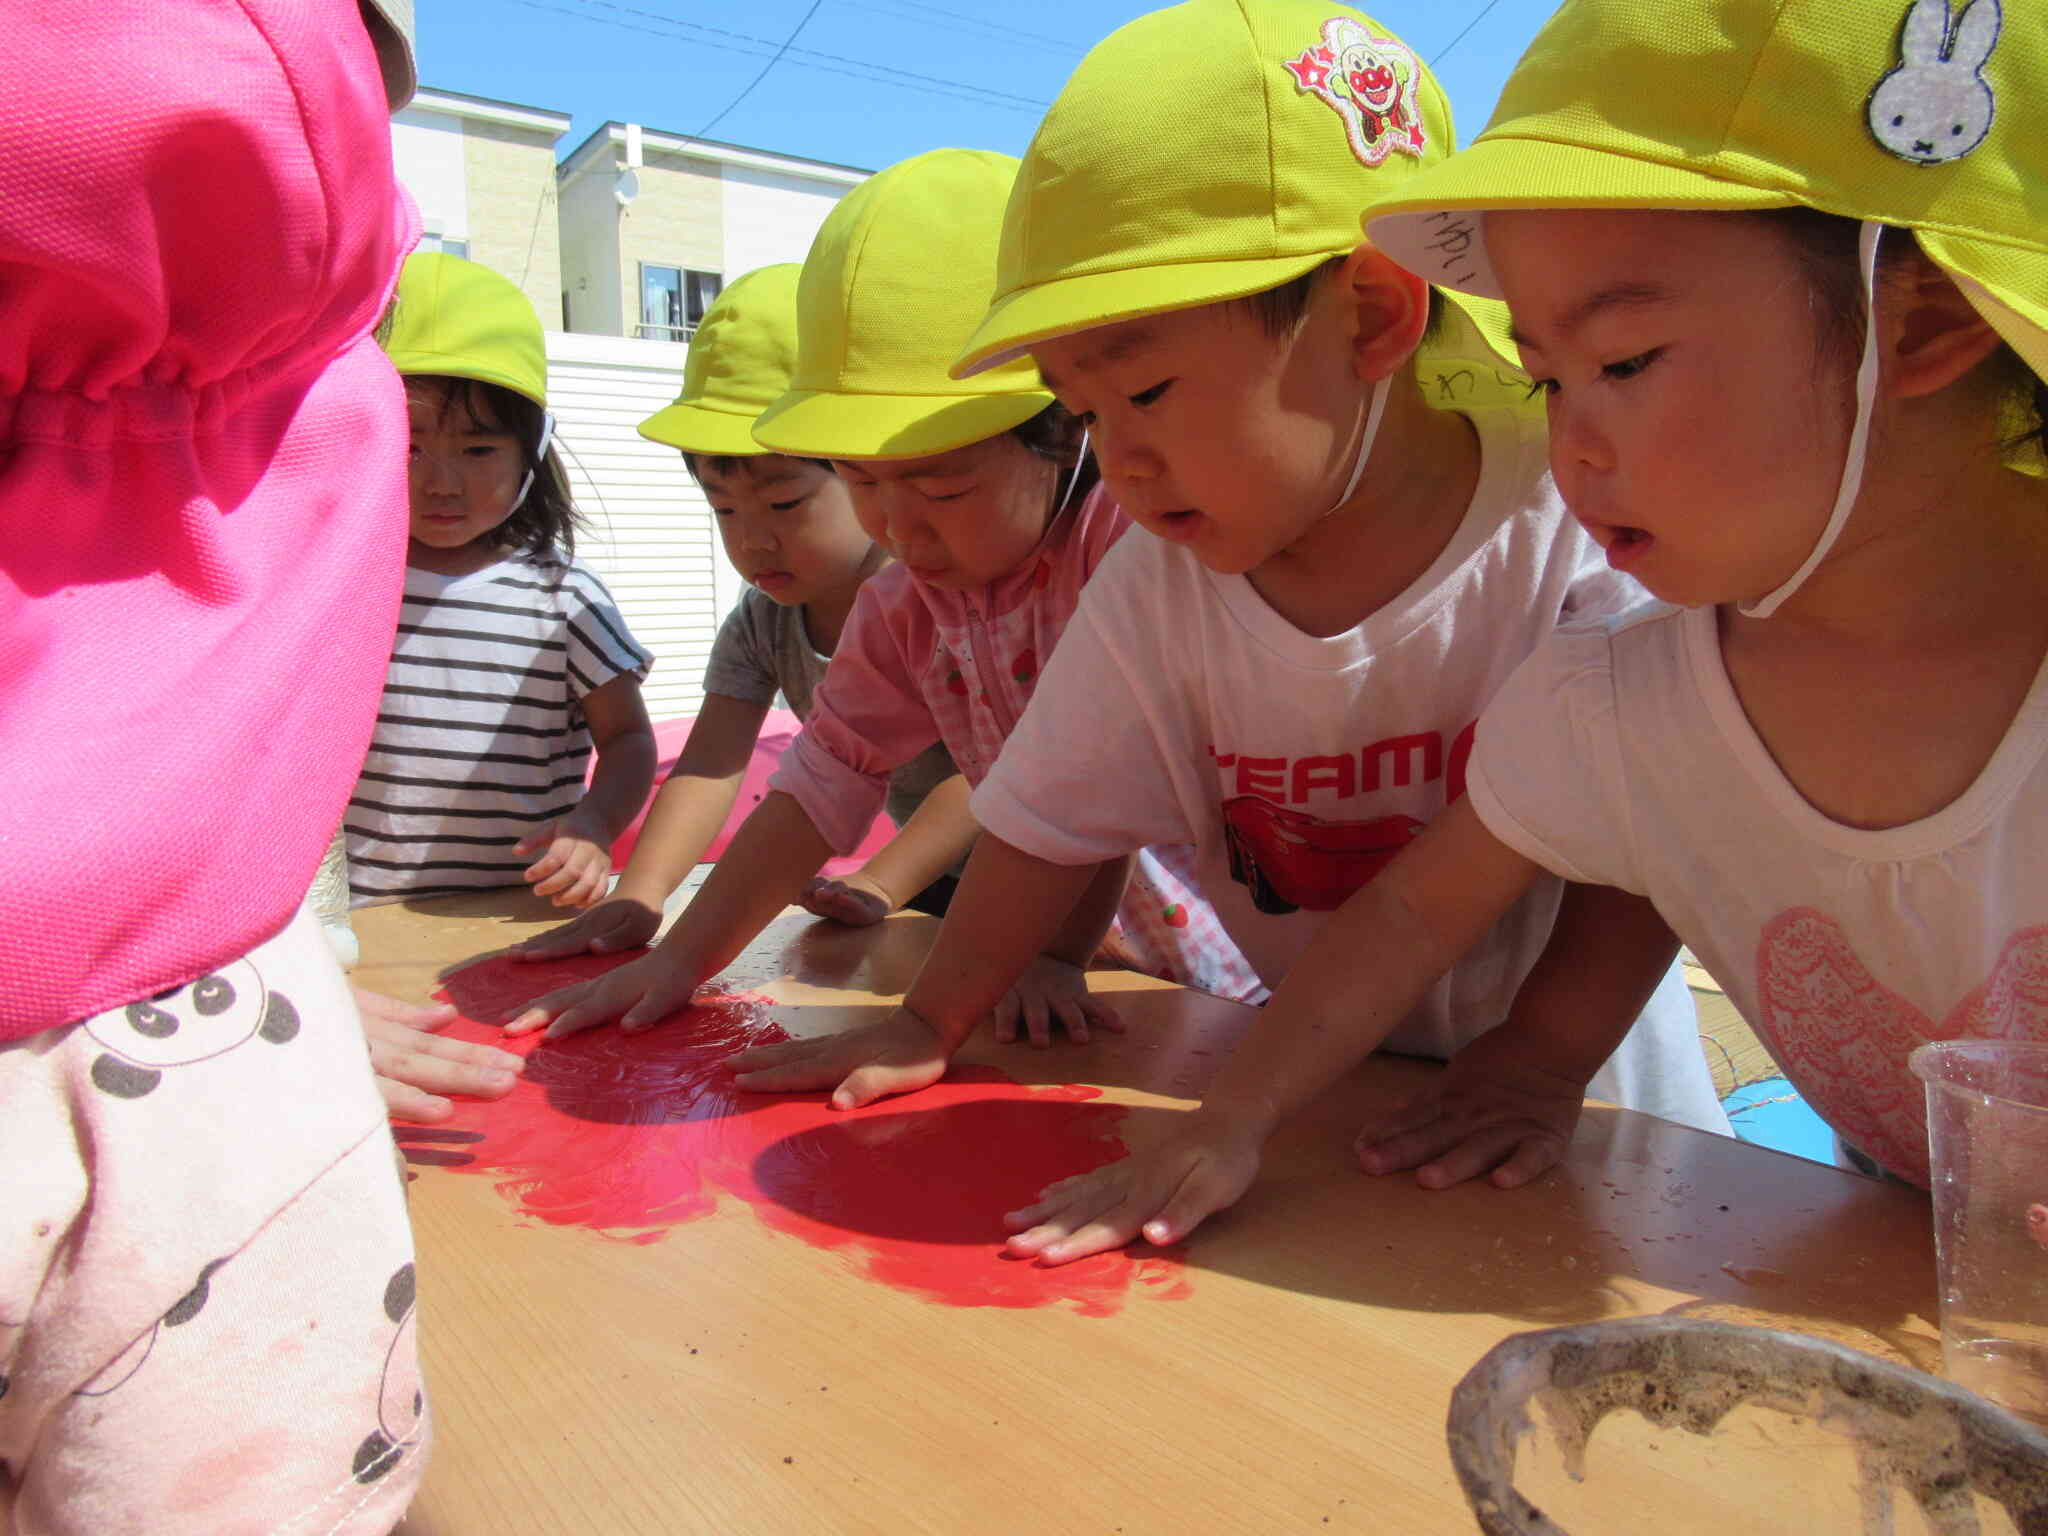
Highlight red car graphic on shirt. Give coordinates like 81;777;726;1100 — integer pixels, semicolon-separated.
1221;797;1425;915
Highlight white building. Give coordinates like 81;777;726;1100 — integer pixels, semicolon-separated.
388;95;870;721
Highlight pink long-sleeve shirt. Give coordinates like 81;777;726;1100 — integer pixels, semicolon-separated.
769;485;1263;1002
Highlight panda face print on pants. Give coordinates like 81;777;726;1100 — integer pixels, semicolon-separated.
84;961;300;1099
352;1264;424;1484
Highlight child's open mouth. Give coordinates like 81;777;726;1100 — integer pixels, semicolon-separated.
1154;509;1201;541
1604;525;1652;570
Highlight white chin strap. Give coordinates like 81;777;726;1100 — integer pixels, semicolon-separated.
1057;426;1090;512
1322;376;1393;520
1738;221;1882;619
510;409;558;513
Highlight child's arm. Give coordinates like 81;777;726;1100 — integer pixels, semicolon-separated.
515;674;658;909
992;853;1132;1047
799;772;978;926
1354;883;1681;1190
504;787;838;1038
728;837;1131;1103
515;693;772;959
999;798;1545;1266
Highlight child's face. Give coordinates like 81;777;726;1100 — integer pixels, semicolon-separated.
1489;208;1855;609
405;378;524;553
696;455;875;608
1032;288;1369;576
833;435;1058;590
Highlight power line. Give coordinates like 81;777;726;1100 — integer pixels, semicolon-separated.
839;0;1083;55
569;0;1050;108
687;0;825;141
508;0;1047;114
1429;0;1511;66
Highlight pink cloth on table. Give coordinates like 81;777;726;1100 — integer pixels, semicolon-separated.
0;0;418;1039
607;708;897;876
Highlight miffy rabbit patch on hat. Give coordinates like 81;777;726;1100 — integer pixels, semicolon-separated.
1867;0;2002;165
1364;0;2046;404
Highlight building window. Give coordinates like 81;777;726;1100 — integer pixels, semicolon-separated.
638;264;721;340
417;233;469;260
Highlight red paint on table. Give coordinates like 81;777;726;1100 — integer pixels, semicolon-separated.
411;954;1190;1314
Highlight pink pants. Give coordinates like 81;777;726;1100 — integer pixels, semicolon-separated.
0;908;427;1534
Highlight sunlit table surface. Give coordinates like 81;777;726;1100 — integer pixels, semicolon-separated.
355;888;1937;1536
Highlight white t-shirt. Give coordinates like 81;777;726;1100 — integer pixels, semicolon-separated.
1471;600;2048;1183
348;553;651;904
974;409;1727;1133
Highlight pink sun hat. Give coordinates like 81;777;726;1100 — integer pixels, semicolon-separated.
0;0;420;1035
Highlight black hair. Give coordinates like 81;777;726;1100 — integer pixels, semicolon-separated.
411;375;583;560
1229;255;1446;345
683;451;835;487
1757;207;2046;464
1010;400;1101;509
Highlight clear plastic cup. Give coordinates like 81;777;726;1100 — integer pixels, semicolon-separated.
1910;1039;2048;1431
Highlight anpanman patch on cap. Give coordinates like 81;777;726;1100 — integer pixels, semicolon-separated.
1285;16;1427;169
1866;0;2000;165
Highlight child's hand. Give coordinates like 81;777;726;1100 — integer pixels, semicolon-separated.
727;1007;951;1109
510;897;662;961
515;812;615;909
1353;1024;1587;1190
993;955;1125;1047
352;985;523;1122
503;948;700;1040
797;872;894;927
1001;1106;1268;1266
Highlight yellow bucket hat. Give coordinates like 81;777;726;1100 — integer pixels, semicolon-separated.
751;149;1054;461
638;263;802;456
1365;0;2046;389
950;0;1518;382
383;251;549;408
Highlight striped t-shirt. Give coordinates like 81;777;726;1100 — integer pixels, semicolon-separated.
347;553;653;905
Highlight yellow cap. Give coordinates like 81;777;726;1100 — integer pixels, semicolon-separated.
1366;0;2046;391
951;0;1518;382
751;149;1054;461
382;251;548;408
638;264;803;456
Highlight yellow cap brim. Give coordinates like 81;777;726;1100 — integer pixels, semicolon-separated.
637;401;767;456
1366;135;1796;299
752;387;1053;461
954;251;1339;380
952;249;1524;385
1369;136;2048;389
1929;236;2048;387
387;352;548;410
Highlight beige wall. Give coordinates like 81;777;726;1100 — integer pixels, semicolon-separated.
617;150;725;339
461;121;563;328
558;164;623;337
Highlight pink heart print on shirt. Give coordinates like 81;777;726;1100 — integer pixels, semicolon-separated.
1754;908;2048;1184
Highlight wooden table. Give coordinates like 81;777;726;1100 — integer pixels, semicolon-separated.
357;889;1939;1535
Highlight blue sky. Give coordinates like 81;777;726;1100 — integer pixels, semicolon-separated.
416;0;1565;171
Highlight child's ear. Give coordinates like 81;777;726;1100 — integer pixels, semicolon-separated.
1882;260;2006;401
1338;241;1431;385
